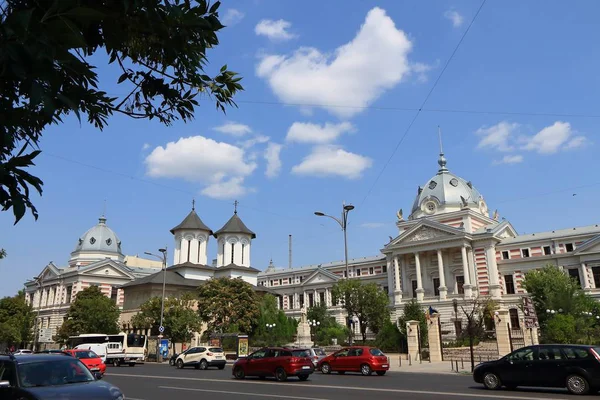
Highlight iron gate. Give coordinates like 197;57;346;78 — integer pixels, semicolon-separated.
507;323;526;352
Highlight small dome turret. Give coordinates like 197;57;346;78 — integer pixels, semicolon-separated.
70;216;124;264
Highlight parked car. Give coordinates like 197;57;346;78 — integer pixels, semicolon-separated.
0;353;124;399
473;344;600;395
36;350;67;355
317;346;389;376
169;352;180;366
175;346;226;370
74;343;108;364
291;348;327;368
64;350;107;376
233;347;314;381
12;350;32;355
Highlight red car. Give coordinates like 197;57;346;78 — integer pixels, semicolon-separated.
233;347;314;381
318;346;389;376
64;349;107;376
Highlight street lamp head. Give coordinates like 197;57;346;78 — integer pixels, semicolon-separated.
159;248;167;254
343;204;355;211
144;252;152;256
314;212;325;217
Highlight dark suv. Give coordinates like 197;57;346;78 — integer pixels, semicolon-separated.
233;347;314;381
0;354;124;399
473;344;600;395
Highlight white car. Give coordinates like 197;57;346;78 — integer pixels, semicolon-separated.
74;343;108;363
13;349;33;355
176;346;227;370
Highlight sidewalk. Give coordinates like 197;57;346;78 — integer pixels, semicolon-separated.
385;353;471;375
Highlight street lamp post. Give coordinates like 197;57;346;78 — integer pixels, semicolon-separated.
32;276;43;352
145;247;167;363
308;319;320;343
314;202;355;279
266;323;276;345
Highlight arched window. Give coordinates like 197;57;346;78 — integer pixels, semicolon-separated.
231;243;235;264
509;309;520;329
241;243;245;264
187;239;191;262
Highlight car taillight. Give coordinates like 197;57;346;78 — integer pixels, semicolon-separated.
590;348;600;362
289;357;301;363
313;356;318;360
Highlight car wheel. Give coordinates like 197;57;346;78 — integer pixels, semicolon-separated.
275;367;288;382
483;372;501;390
376;371;386;376
566;374;590;395
199;359;208;370
169;359;175;366
233;367;245;379
113;359;120;367
360;364;372;376
321;363;331;374
176;359;184;369
298;375;309;381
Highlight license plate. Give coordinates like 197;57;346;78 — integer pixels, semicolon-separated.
382;365;388;368
215;356;223;359
302;366;310;369
90;368;99;371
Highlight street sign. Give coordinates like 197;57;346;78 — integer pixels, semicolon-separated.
38;328;54;343
159;326;164;333
523;296;539;328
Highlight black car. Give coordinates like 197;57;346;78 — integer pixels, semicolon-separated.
473;344;600;395
0;354;124;399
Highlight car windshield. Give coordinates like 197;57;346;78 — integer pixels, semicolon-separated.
208;348;223;353
74;351;98;359
313;348;326;356
369;348;385;356
18;359;95;388
292;350;310;357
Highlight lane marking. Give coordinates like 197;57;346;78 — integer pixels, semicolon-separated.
159;385;328;400
108;373;567;400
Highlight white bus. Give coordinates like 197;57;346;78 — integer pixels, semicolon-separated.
68;332;147;367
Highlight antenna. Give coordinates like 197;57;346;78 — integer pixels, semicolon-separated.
438;125;443;154
102;199;107;217
289;234;292;269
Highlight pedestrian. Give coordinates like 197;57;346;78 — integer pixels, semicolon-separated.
9;345;15;353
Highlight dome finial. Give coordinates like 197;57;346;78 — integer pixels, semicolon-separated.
233;200;238;214
437;126;448;172
99;199;107;224
192;198;195;211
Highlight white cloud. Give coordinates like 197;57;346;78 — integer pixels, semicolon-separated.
286;122;354;144
521;121;587;154
222;9;245;26
444;10;464;27
201;177;253;199
141;143;150;151
145;136;256;199
493;155;524;165
214;122;252;137
360;222;386;229
476;121;519;152
256;7;416;118
239;135;270;149
411;62;433;83
264;143;283;178
291;145;372;179
255;19;296;41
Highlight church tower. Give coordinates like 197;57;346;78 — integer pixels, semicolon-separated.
170;201;213;265
214;201;256;268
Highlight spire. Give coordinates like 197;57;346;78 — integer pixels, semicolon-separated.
233;200;239;214
192;198;195;211
437;126;448;173
99;200;107;224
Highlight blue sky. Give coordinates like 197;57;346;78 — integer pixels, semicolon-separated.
1;0;599;296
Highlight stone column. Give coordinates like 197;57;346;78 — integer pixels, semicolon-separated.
461;246;473;298
393;255;402;304
467;247;478;294
523;324;533;347
531;327;539;345
581;263;591;290
414;253;424;301
427;314;443;362
436;250;447;300
485;245;501;299
406;320;420;361
494;309;512;357
386;256;394;300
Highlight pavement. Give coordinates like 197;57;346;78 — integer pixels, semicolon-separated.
103;363;572;400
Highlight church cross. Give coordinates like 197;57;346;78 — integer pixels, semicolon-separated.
234;200;239;214
192;198;195;211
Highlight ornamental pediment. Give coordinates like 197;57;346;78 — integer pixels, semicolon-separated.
403;226;455;243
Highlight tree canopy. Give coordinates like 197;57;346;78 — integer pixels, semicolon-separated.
0;0;243;224
307;303;348;346
522;265;600;344
397;298;428;349
56;286;120;341
332;279;390;342
130;292;201;347
196;277;259;335
0;290;34;346
251;294;297;346
0;249;5;259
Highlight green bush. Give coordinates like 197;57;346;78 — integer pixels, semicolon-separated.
375;320;403;353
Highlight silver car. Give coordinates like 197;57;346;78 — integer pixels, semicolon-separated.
292;348;327;367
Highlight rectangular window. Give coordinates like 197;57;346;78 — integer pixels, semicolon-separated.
299;276;303;283
343;271;347;278
433;278;440;296
356;269;361;276
288;295;294;309
369;267;374;275
65;286;73;304
231;243;235;264
501;251;510;260
110;287;118;304
411;280;418;298
521;249;530;258
278;279;282;286
509;309;520;329
457;275;465;295
319;292;325;304
278;296;283;309
593;267;600;288
241;244;245;264
568;268;581;287
222;243;225;265
382;265;387;273
269;280;273;286
504;275;515;294
383;286;389;294
565;243;574;252
308;293;314;307
299;294;304;307
543;246;552;255
187;239;191;262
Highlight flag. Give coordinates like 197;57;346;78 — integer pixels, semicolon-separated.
429;306;439;315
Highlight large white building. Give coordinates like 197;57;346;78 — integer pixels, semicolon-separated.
258;150;600;335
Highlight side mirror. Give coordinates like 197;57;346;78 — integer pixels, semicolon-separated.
0;380;10;388
93;372;103;380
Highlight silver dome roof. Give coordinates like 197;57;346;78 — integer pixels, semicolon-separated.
72;216;123;255
409;152;486;220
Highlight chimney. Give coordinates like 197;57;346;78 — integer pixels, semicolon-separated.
288;234;292;269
